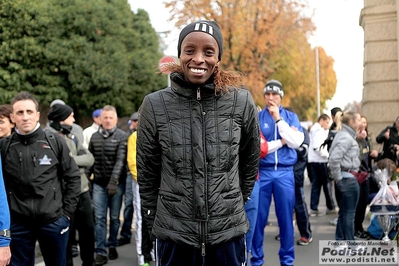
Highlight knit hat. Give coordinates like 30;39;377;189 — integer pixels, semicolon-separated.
177;20;223;60
263;79;284;98
48;103;73;122
50;99;66;107
92;109;102;118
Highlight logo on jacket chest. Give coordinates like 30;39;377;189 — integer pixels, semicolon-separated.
263;123;270;129
39;154;52;165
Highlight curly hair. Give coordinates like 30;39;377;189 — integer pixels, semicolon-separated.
160;63;245;94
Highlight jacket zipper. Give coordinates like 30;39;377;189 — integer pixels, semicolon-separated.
198;88;206;263
274;122;278;170
201;222;206;261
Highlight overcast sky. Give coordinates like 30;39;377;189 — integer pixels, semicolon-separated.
129;0;365;114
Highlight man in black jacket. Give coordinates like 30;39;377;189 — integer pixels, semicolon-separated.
86;105;128;266
376;116;399;164
137;20;260;266
0;91;80;265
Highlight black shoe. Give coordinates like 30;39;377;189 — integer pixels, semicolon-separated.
71;245;79;258
355;231;369;239
275;235;280;241
94;254;108;266
108;247;118;260
117;238;131;246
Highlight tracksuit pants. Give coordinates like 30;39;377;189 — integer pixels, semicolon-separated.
10;215;70;266
156;235;245;266
244;180;260;265
251;168;295;266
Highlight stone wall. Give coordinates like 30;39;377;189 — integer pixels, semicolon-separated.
360;0;398;141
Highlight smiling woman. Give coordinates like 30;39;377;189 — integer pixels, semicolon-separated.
137;20;260;266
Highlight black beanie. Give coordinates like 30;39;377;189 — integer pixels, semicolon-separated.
48;103;73;122
177;20;223;60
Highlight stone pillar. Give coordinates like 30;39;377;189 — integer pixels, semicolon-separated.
360;0;398;140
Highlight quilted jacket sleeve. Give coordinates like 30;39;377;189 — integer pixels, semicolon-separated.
137;96;162;227
239;90;260;202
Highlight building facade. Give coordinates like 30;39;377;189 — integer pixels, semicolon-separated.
361;0;398;138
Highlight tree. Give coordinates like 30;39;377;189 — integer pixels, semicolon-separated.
344;101;362;113
0;0;166;123
164;0;337;120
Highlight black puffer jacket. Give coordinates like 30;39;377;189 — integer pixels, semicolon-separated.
137;73;260;248
87;127;128;187
376;124;399;163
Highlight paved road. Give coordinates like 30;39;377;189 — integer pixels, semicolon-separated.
35;176;391;266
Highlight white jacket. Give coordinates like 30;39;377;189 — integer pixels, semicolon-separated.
308;122;329;163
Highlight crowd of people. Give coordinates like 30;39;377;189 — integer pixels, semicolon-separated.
0;20;398;266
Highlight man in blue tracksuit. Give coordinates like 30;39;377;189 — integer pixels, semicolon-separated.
251;80;304;266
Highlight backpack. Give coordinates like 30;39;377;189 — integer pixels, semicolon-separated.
0;131;64;190
0;131;60;159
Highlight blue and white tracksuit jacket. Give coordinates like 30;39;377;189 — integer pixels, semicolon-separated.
251;106;304;266
0;155;11;248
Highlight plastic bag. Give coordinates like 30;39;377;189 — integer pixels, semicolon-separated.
370;169;399;213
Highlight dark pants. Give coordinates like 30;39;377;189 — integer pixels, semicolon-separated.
67;191;95;266
10;215;70;266
308;162;335;211
156;236;245;266
295;186;312;239
335;177;360;240
354;179;369;233
294;160;311;239
120;174;133;241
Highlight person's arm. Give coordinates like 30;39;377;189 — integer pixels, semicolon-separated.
110;132;128;183
82;128;90;149
239;91;260;202
137;96;162;229
277;115;304;149
0;157;11;262
0;140;11;265
55;135;81;219
312;127;329;158
72;138;94;168
85;137;95;179
296;127;310;159
376;126;389;143
127;132;137;181
328;133;350;183
260;131;268;158
266;139;284;153
105;131;128;196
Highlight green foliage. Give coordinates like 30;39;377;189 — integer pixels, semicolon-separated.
0;0;166;122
